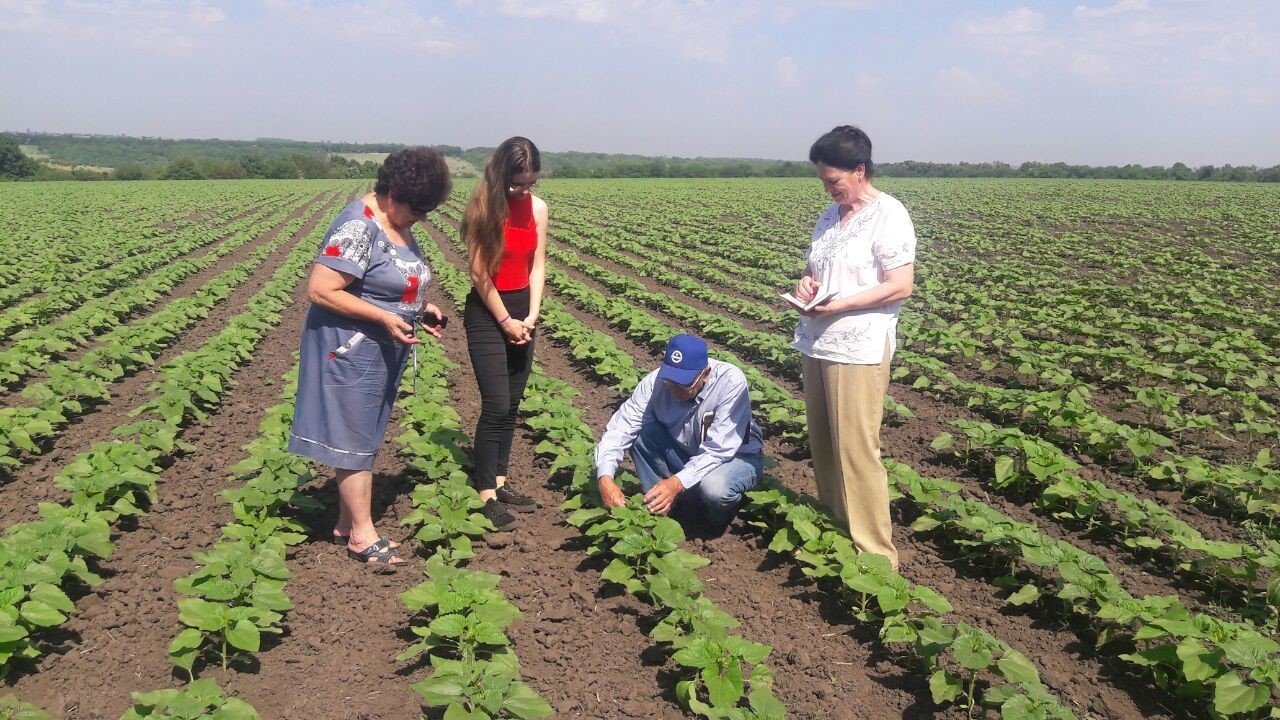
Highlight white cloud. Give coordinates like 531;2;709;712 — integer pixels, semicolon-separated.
937;66;1013;104
261;0;456;54
1073;0;1148;20
0;0;48;32
1068;52;1111;80
495;0;619;23
960;6;1045;36
487;0;875;63
129;26;196;54
188;0;224;27
773;55;798;86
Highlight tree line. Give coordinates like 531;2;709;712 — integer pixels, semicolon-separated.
4;133;1279;183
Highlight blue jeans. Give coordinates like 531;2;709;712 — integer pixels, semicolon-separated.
629;421;763;535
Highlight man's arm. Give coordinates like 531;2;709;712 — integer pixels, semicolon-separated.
595;372;656;507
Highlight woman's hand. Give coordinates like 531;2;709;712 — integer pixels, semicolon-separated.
799;298;843;318
381;312;421;345
419;303;444;339
520;313;538;334
500;317;531;345
795;275;820;302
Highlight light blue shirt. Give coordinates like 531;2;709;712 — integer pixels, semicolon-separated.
594;359;764;488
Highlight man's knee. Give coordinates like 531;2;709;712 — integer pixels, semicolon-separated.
697;460;760;507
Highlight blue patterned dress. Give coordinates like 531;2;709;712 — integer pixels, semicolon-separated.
288;200;432;470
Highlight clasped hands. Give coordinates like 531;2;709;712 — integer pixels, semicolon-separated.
500;315;536;345
597;475;683;516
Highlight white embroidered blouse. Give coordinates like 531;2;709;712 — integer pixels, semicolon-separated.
792;192;917;364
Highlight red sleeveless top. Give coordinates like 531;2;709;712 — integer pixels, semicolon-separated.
493;194;538;291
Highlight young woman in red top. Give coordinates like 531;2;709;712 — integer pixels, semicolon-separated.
461;137;547;531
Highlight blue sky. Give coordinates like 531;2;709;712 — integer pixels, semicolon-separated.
2;0;1277;165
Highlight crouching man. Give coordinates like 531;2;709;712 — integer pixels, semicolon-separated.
594;334;765;537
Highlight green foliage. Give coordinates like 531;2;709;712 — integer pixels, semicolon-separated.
0;695;50;720
120;678;259;720
0;135;38;179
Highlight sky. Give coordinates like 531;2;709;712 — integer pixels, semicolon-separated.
2;0;1278;166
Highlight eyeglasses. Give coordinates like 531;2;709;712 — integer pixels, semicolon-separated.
663;378;697;392
662;368;707;393
508;180;539;192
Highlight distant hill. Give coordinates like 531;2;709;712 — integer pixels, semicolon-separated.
9;132;805;177
7;131;1277;182
11;132;418;169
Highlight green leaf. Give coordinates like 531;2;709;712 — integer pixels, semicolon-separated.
703;661;745;708
1175;638;1224;683
503;682;554;718
225;619;261;652
28;583;75;613
1006;584;1041;606
993;455;1017;486
929;669;962;704
430;614;469;639
996;650;1041;686
1212;674;1270;716
211;698;261;720
441;704;486;720
19;600;67;627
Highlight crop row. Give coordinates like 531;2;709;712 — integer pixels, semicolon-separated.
0;201;331;472
517;210;1279;597
0;193;305;340
0;183;294;311
393;338;554;719
0;189;334;381
421;222;784;718
890;461;1280;717
521;294;1078;718
1;210;322;682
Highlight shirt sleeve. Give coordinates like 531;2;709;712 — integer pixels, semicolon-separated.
674;376;753;488
872;202;917;271
315;219;375;278
594;372;656;478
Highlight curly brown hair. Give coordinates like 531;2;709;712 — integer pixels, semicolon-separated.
374;148;452;214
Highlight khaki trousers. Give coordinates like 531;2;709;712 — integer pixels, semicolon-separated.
801;342;897;568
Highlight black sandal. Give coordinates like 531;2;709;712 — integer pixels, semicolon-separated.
333;533;400;549
347;538;407;566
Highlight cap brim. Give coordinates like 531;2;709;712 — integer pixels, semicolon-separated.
658;364;702;386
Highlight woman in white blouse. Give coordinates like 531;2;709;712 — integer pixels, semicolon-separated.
792;125;916;570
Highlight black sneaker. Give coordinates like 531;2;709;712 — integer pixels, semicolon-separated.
481;498;519;532
496;486;536;513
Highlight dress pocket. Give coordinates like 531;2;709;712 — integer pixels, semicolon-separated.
322;329;381;388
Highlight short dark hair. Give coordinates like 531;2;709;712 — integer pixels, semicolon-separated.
374;148;452;213
809;125;874;177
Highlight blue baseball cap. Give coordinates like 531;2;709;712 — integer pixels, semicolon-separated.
658;334;708;386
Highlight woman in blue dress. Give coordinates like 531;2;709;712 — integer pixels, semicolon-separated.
288;148;452;566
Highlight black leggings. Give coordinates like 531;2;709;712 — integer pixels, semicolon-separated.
464;287;536;492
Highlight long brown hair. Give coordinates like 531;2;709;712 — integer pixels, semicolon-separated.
461;136;541;276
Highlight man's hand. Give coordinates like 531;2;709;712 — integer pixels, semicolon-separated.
597;475;626;509
644;476;684;515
